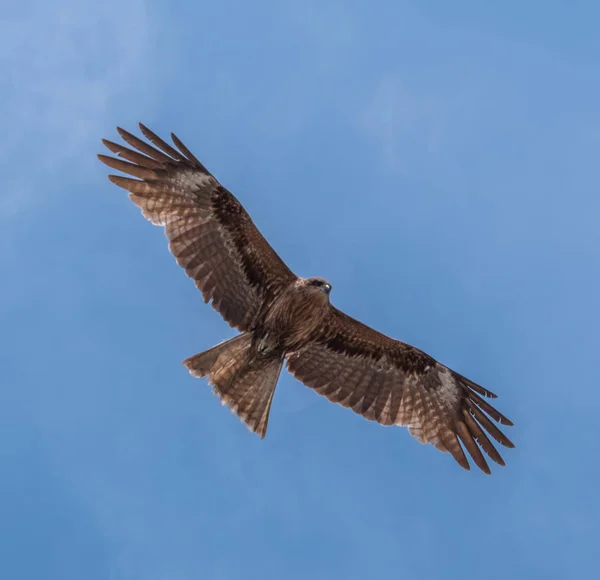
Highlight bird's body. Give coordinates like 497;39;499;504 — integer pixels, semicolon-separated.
99;123;515;474
256;278;332;354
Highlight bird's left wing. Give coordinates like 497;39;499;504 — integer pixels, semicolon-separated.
287;307;514;473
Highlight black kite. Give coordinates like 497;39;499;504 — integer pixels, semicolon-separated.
98;124;514;473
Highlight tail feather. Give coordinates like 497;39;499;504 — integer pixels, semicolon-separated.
183;334;283;438
184;334;251;379
218;359;283;438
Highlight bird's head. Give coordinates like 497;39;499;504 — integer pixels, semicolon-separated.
304;277;332;297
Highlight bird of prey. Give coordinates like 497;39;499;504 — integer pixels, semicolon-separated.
98;123;514;474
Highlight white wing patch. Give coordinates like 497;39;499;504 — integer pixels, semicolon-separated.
174;169;215;190
437;367;460;407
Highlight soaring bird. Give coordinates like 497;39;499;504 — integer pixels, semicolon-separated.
98;124;514;474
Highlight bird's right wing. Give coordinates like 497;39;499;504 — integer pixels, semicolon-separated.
98;124;297;331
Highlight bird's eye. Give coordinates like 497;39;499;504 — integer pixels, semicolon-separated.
310;280;323;287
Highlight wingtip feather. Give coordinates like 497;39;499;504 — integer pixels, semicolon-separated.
107;174;142;189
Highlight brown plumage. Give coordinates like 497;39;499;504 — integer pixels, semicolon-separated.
98;123;515;474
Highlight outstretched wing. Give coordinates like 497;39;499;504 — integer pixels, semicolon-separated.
98;123;296;331
287;307;514;473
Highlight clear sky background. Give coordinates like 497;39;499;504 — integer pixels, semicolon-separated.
2;1;600;578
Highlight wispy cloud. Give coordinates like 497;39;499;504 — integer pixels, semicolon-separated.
0;2;154;568
0;0;152;221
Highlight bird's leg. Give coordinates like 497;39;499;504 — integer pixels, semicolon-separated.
255;333;282;357
256;336;271;355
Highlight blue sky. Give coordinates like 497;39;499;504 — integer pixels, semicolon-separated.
2;0;600;578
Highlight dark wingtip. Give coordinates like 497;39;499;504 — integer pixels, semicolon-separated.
107;174;140;189
101;139;123;155
477;457;492;475
453;450;471;471
107;174;120;185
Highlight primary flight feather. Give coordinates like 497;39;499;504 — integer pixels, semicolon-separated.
98;123;515;474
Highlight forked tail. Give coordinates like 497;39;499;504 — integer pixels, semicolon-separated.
183;333;283;438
